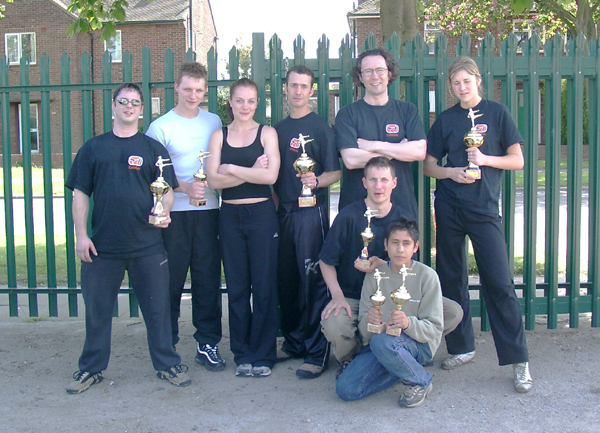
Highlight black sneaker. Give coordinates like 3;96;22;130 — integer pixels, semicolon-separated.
66;370;103;394
156;364;191;387
196;343;226;371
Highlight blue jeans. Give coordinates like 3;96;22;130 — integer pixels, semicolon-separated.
336;333;433;401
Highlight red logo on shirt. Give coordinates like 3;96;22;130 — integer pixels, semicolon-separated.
386;124;399;134
289;138;301;152
475;124;488;133
128;155;143;170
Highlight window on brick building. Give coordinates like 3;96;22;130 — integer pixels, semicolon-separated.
423;22;441;55
152;97;161;119
5;33;37;65
18;103;40;153
104;30;122;63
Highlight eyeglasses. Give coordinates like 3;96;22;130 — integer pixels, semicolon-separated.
360;68;388;78
116;97;142;107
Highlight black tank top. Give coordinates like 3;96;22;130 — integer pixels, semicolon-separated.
220;124;272;201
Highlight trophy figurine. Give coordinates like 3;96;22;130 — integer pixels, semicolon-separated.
149;156;173;225
293;133;317;207
463;108;485;180
356;207;380;269
190;150;211;207
367;269;389;334
386;264;416;336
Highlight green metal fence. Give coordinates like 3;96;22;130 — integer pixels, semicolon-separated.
1;31;599;330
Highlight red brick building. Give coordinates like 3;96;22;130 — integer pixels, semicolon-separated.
1;0;216;164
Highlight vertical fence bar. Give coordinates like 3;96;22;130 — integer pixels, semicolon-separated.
523;33;541;329
19;56;38;317
40;53;58;316
589;38;600;327
102;51;113;133
269;34;284;125
229;46;240;81
122;49;133;83
61;53;78;316
251;33;267;124
207;46;218;115
141;47;152;132
385;33;401;101
293;35;306;67
164;48;175;112
544;34;562;328
566;34;585;328
500;33;518;276
316;35;330;123
1;55;18;316
81;52;93;143
339;35;353;109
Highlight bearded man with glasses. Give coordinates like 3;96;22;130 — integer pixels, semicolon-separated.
335;48;427;222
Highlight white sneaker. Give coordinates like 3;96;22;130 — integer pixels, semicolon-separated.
441;351;475;370
513;362;533;393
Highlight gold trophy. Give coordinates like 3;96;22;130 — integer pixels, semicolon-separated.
149;156;173;225
386;264;415;337
367;269;388;334
356;207;380;268
190;150;210;207
463;108;485;179
293;133;317;207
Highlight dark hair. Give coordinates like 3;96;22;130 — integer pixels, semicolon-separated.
177;61;208;84
113;83;143;104
285;64;315;87
363;156;396;178
386;216;420;243
227;78;259;121
350;48;400;88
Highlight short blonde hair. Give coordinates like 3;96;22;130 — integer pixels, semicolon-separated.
448;56;484;97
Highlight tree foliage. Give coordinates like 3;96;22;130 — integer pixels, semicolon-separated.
65;0;130;41
423;0;600;42
0;0;15;19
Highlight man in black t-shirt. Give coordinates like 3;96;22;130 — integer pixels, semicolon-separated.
335;48;427;219
273;65;341;379
319;156;408;378
65;83;191;394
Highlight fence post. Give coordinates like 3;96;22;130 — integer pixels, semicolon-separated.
523;32;541;329
269;34;284;125
251;33;267;124
164;48;175;112
589;38;600;328
316;35;330;123
102;51;113;133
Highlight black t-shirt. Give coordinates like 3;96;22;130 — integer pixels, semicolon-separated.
66;131;178;258
319;200;409;300
427;99;523;216
335;98;426;219
274;112;340;205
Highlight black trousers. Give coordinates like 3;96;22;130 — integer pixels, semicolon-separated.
162;210;222;347
435;198;529;365
219;199;279;368
277;202;330;367
78;252;181;373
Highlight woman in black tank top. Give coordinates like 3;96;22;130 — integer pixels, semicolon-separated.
207;78;280;377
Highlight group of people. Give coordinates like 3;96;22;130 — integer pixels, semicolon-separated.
64;48;534;409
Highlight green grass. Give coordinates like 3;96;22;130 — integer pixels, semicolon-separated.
0;167;65;197
0;234;81;286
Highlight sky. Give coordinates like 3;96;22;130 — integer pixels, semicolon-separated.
210;0;356;68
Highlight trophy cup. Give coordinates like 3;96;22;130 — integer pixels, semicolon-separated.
386;264;416;336
149;156;173;225
293;133;317;208
356;207;380;269
463;108;485;180
367;269;388;334
190;150;210;207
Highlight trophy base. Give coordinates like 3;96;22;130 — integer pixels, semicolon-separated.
386;327;402;337
367;323;386;334
356;257;371;269
465;167;481;179
149;215;167;225
298;195;316;208
189;197;207;207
